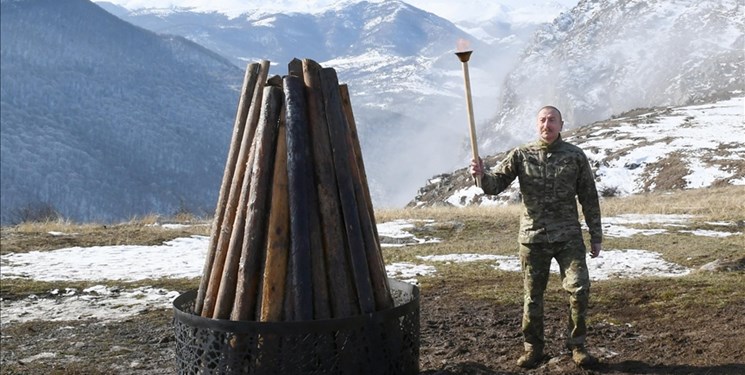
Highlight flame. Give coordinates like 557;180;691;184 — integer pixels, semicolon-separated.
456;38;471;52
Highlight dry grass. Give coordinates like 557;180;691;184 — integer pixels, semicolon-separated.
599;184;745;220
1;218;210;255
377;185;744;272
642;151;690;191
380;185;744;224
375;204;522;223
1;185;742;297
598;186;744;266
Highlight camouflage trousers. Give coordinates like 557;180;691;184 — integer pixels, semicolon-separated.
519;237;590;352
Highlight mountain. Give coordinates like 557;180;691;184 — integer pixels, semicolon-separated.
94;0;557;208
409;96;745;208
0;0;243;224
10;0;733;224
99;1;473;67
478;0;744;154
4;0;563;225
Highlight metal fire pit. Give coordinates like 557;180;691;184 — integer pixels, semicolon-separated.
173;279;420;375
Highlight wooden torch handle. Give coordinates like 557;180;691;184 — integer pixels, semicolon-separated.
460;60;481;187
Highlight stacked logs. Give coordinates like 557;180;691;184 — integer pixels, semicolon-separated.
194;59;393;322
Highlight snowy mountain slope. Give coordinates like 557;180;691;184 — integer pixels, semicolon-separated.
97;1;478;76
479;0;744;155
409;95;745;208
0;0;243;224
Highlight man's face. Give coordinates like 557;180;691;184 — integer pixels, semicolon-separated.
536;108;563;144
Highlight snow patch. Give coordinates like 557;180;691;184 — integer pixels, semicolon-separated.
417;250;691;281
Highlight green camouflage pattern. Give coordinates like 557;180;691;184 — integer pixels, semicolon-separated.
481;135;603;244
481;134;600;352
519;238;590;351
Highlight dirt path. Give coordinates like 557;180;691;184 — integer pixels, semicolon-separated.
2;277;744;374
418;278;745;374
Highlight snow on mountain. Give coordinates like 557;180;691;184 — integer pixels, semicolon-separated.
409;96;745;208
96;0;579;23
585;98;745;195
480;0;744;155
96;1;472;66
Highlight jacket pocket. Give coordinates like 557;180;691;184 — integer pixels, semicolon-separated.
555;158;578;198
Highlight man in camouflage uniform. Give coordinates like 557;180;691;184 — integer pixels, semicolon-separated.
469;106;602;369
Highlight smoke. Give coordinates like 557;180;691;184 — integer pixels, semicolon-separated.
354;32;534;208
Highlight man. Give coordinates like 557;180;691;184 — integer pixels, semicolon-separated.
469;106;602;369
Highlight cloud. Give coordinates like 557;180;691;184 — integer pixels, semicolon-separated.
98;1;579;22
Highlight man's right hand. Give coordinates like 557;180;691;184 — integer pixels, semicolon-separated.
469;157;484;178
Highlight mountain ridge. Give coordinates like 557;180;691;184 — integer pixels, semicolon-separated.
0;0;243;224
409;95;745;208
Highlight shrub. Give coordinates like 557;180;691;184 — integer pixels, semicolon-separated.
9;202;61;225
600;185;620;198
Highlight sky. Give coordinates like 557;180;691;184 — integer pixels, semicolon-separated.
2;213;740;325
97;0;579;23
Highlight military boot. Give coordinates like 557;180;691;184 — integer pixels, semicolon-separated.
516;348;543;369
571;346;597;367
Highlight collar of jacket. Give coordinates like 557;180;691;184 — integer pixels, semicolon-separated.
536;133;564;150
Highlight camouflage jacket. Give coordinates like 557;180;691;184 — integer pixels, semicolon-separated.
481;135;603;244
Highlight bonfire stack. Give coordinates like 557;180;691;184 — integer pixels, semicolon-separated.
194;59;393;322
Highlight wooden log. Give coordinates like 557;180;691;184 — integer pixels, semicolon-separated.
283;74;316;321
211;109;259;319
258;118;289;322
202;60;270;318
288;58;303;77
267;75;283;87
302;59;357;318
319;67;375;314
339;84;393;310
340;85;402;366
292;64;332;321
300;65;354;375
195;62;259;315
211;127;263;320
282;243;295;321
339;85;377;240
230;85;283;322
308;185;332;320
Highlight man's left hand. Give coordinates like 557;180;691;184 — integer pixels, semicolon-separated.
590;242;601;258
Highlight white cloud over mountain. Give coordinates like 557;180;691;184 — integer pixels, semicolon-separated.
98;0;579;22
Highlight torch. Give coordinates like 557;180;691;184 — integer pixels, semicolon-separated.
455;39;481;187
